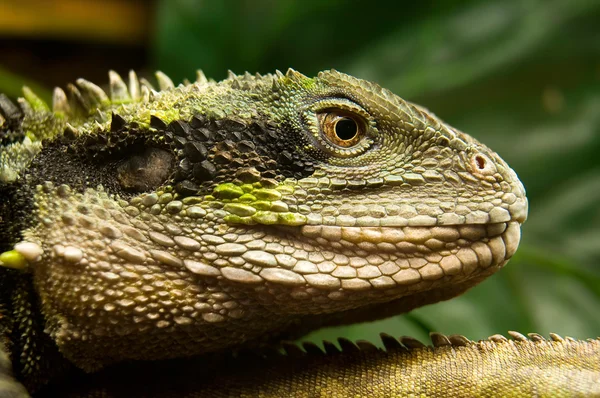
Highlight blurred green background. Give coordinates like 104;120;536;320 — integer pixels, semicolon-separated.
1;0;599;345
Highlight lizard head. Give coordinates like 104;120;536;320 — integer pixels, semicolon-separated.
0;69;527;369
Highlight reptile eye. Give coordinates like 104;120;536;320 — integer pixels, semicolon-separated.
319;111;365;148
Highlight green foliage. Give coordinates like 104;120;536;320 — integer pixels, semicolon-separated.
154;0;600;343
0;67;51;105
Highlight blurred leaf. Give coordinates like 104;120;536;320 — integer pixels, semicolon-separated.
347;0;600;98
153;0;466;82
0;66;51;103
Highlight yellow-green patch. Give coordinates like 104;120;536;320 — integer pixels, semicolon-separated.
0;250;28;270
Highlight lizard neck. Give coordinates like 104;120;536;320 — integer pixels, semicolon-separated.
0;269;69;392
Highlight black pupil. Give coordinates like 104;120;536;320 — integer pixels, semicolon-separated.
335;117;358;140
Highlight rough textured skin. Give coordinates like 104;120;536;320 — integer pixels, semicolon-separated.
0;69;595;396
38;333;600;398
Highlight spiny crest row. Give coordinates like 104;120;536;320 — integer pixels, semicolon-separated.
268;331;595;358
0;68;313;124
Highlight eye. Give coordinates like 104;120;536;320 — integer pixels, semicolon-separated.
318;111;365;148
305;98;376;158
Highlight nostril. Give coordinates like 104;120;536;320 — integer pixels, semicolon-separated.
475;155;486;170
470;153;496;175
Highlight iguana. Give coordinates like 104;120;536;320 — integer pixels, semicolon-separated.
0;69;597;397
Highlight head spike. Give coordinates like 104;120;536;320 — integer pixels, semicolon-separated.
549;333;564;342
196;70;208;84
139;77;155;92
447;334;471;346
301;342;324;356
109;70;130;102
0;94;22;120
271;76;281;90
52;87;71;115
399;336;425;349
322;341;340;355
76;79;109;107
66;83;90;116
355;340;378;353
285;68;308;82
155;71;174;91
22;87;49;112
488;334;508;343
128;70;141;100
430;332;451;347
281;342;304;358
527;333;545;342
380;333;403;351
140;85;151;102
149;115;167;130
110;113;127;132
95;109;107;123
230;79;241;89
17;98;32;114
337;338;360;353
508;331;528;341
317;69;330;79
275;70;284;79
227;70;237;80
64;123;80;138
147;89;156;102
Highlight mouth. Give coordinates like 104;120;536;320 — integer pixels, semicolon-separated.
299;221;521;289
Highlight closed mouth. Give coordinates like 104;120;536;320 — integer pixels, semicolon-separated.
298;221;521;289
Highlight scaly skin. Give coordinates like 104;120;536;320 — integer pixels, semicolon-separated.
39;333;600;397
0;69;595;396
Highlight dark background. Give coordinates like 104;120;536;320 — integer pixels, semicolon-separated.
1;0;599;344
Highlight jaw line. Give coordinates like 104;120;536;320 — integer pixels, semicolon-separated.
272;221;522;292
